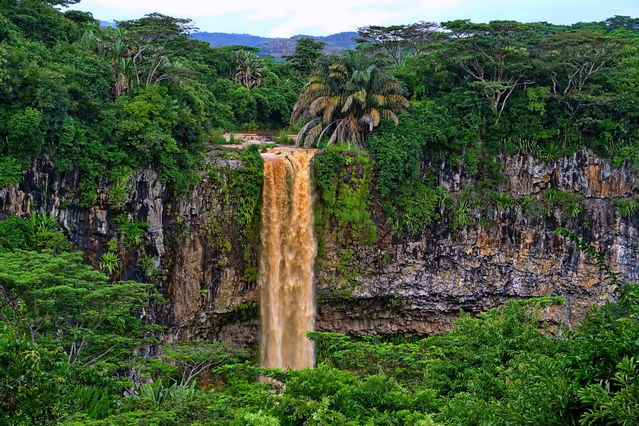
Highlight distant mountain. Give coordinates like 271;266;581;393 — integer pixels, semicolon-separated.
191;31;358;57
98;20;357;57
294;32;359;51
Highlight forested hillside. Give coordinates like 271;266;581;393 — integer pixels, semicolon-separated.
1;1;639;424
190;31;358;57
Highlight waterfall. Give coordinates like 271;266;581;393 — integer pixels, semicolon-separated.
258;148;318;370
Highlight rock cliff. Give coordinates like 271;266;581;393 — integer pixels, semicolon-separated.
317;150;639;336
1;148;637;346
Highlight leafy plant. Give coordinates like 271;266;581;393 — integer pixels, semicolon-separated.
313;147;377;246
0;156;26;188
388;182;443;237
100;251;120;274
617;198;639;217
114;215;148;247
0;250;157;367
293;51;408;148
579;357;639;425
450;199;472;231
106;166;132;210
137;255;159;280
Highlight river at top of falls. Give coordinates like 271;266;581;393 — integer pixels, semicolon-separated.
258;147;318;370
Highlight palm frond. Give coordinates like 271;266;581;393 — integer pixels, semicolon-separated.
342;95;354;113
382;110;399;125
359;114;374;132
291;51;409;148
309;96;331;115
370;108;381;127
322;97;340;124
303;122;324;148
296;118;321;147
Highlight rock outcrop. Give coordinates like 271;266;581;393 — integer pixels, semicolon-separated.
1;148;637;346
317;150;639;336
0;150;261;346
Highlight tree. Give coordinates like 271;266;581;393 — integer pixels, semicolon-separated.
292;52;408;148
117;12;197;43
47;0;81;6
82;27;137;96
541;30;627;113
284;37;326;79
0;250;158;366
234;49;263;89
601;16;639;32
441;20;540;124
0;325;64;424
81;14;199;97
354;22;440;66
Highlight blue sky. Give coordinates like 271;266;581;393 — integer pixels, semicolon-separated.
74;0;639;37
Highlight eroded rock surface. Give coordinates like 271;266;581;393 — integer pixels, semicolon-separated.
1;148;637;345
316;150;639;336
0;151;260;346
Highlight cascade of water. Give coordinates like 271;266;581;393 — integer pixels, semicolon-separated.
258;148;318;370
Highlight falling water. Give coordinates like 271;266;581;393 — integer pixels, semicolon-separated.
258;148;317;370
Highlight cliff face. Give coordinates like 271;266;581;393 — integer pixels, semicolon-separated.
1;149;637;345
0;150;262;346
316;150;639;336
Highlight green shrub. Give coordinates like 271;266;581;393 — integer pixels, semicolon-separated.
612;143;639;170
449;199;472;231
367;101;455;199
0;216;31;252
0;213;69;253
617;198;639;217
272;131;295;145
0;156;26;188
313;146;377;246
99;251;120;274
114;214;148;247
578;356;639;425
212;136;229;145
492;192;518;208
542;189;582;218
106;166;132;210
388;182;443;237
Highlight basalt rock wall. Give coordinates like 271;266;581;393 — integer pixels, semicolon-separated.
316;150;639;336
0;150;261;346
1;149;637;346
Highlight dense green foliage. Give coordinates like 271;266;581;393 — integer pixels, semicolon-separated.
0;1;299;202
292;17;639;238
4;216;637;424
312;146;377;248
357;18;639;236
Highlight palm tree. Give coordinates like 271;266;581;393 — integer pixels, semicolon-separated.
82;28;140;96
292;53;408;149
81;27;189;96
234;50;263;89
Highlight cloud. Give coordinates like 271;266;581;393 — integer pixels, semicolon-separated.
77;0;639;36
266;9;402;37
79;0;411;36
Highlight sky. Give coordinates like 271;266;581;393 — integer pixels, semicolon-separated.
74;0;639;38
